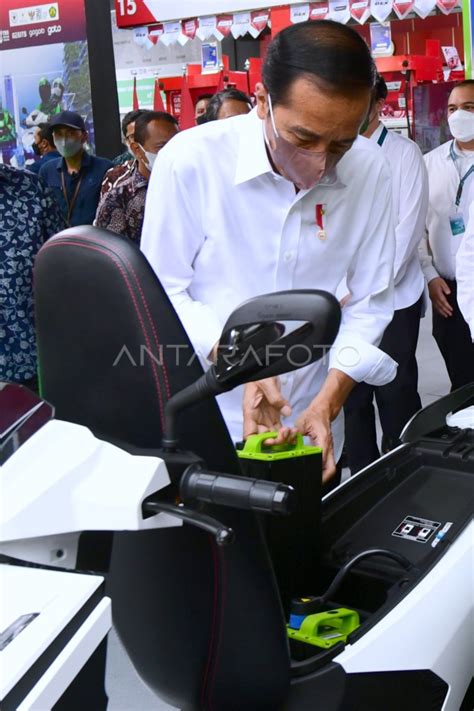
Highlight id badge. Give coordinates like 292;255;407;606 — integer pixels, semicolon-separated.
449;211;465;236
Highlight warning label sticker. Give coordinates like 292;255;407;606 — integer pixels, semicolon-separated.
392;515;441;543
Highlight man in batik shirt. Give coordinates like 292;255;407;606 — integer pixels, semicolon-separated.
95;111;178;244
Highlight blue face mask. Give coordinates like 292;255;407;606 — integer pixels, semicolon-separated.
54;136;82;159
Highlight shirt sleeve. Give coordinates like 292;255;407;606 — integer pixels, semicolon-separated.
94;189;127;236
393;143;429;286
38;181;66;241
456;202;474;341
329;163;397;386
140;147;223;361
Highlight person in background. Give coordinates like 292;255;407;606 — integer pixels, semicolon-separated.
101;109;149;196
195;93;213;125
27;122;60;174
0;164;65;390
39;110;111;227
420;80;474;389
141;20;397;487
456;202;474;342
455;174;474;344
344;75;428;474
95;111;178;244
203;88;253;122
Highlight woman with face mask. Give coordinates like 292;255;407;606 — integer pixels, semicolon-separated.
38;110;112;227
420;80;474;390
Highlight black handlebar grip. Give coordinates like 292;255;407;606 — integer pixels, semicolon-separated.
180;466;295;515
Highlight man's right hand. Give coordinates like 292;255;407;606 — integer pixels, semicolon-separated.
428;277;453;318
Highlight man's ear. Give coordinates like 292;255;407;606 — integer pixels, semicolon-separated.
255;82;269;120
129;139;143;161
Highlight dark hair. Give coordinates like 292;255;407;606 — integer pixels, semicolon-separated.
263;20;375;106
374;74;388;102
37;122;55;148
121;109;148;138
452;79;474;90
134;110;178;145
203;88;252;122
195;93;214;104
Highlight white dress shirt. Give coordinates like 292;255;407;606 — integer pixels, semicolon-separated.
456;200;474;340
141;109;397;457
421;140;474;282
371;123;428;310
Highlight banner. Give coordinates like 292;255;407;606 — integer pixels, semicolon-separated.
393;0;415;19
0;0;92;168
371;0;393;22
231;11;251;38
310;2;330;19
350;0;371;23
250;10;269;36
328;0;351;22
413;0;436;17
0;0;86;50
436;0;459;13
216;14;233;37
290;4;311;21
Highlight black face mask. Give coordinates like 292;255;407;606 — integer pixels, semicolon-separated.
32;142;42;156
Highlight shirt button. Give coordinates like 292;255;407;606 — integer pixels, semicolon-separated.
283;251;294;262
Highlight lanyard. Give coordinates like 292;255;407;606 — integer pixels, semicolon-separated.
449;140;474;208
377;126;388;147
61;169;83;225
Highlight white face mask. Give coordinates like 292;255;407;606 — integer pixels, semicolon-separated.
448;109;474;143
138;144;157;171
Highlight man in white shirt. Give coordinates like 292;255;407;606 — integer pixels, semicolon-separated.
456;200;474;342
421;80;474;389
344;75;428;474
141;20;397;486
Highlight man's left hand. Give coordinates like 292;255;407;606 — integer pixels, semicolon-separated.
295;404;336;482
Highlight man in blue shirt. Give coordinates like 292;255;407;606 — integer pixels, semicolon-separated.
27;123;60;174
39;111;111;226
0;164;65;388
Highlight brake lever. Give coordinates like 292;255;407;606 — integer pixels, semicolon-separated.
142;499;234;546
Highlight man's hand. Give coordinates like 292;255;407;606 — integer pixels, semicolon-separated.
296;404;336;483
243;377;296;445
428;277;453;318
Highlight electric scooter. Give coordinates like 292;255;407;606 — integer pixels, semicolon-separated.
1;226;472;710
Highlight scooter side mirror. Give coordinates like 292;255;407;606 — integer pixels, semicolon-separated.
214;289;341;388
162;290;341;449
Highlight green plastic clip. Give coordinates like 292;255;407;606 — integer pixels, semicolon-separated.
287;608;360;649
237;432;321;461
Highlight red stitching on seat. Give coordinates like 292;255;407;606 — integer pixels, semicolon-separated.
49;235;172;401
201;537;219;710
207;544;227;711
40;240;166;426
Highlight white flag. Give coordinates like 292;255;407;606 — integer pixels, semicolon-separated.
371;0;393;22
328;0;351;23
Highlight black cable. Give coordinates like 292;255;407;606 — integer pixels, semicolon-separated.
320;548;412;605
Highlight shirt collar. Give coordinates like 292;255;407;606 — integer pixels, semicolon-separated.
234;107;345;190
234;108;273;185
371;122;384;143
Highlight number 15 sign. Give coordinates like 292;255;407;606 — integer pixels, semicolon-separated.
115;0;157;28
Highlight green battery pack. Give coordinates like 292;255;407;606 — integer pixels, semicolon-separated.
287;608;360;649
237;432;322;613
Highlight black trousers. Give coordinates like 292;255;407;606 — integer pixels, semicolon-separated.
344;297;423;475
432;279;474;391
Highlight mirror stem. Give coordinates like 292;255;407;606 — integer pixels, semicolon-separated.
162;369;223;451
